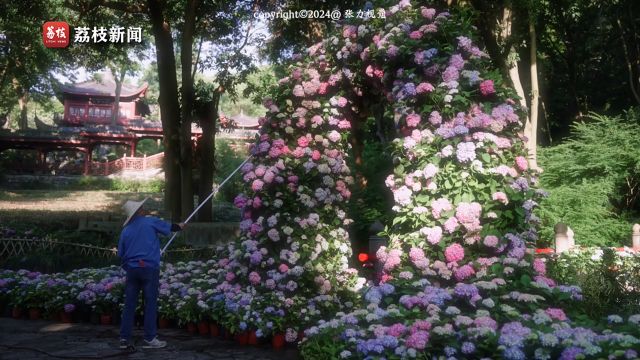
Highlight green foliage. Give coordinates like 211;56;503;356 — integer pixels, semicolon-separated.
1;249;118;273
538;110;640;246
547;248;640;318
347;140;394;247
536;181;630;247
135;139;164;156
214;139;245;203
2;176;164;192
76;177;165;193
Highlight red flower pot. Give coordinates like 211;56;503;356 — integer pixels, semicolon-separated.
28;308;41;320
198;321;209;335
186;322;197;334
100;314;112;325
248;330;258;345
272;333;285;350
235;331;249;345
60;311;73;323
50;312;61;321
158;317;171;329
209;323;220;337
11;307;22;319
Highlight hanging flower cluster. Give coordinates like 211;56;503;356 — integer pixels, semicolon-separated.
300;2;640;359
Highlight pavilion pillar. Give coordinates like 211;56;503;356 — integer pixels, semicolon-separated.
83;147;93;175
37;149;46;174
130;141;137;157
632;224;640;250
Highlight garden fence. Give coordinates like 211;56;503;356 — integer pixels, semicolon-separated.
0;237;216;261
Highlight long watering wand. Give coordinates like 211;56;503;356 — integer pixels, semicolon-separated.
160;155;252;255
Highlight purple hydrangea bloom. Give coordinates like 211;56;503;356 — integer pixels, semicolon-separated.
559;347;584;360
403;82;417;96
499;322;531;347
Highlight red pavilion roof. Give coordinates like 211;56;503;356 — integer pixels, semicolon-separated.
60;80;148;99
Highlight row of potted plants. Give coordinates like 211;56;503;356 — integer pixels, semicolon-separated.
0;262;302;349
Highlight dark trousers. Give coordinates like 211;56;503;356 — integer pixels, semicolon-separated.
120;266;159;342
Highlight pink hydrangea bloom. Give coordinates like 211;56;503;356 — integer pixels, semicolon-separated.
406;330;429;350
248;271;261;285
444;217;459;233
409;247;425;262
545;308;567;321
445;243;465;263
279;264;289;273
515;156;529;171
387;323;407;337
533;258;546;275
483;235;499;247
421;7;436;19
393;186;413;206
429;111;442;125
406;113;421;127
409;31;422;40
263;171;275;184
297;136;310;147
416;82;435;94
455;264;475;281
225;272;235;282
421;226;443;245
492;191;509;204
251;179;264;192
431;198;452;218
411;129;423;141
338;120;351;129
327;130;341;142
423;164;438;178
292;85;305;97
455;202;482;225
383;249;402;272
342;25;357;38
479;79;495;96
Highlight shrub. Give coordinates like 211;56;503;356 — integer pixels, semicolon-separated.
546;248;640;318
213;139;246;203
538;109;640;247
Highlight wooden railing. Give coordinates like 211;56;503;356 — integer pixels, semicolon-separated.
91;152;164;175
0;236;217;261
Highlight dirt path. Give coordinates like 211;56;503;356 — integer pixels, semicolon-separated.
0;318;300;360
0;190;161;213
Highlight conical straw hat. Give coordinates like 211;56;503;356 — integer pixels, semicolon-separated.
122;198;148;226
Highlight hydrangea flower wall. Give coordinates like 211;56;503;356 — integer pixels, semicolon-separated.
299;2;640;359
216;36;366;335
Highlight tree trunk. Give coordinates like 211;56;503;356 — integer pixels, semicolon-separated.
111;68;126;126
498;6;535;166
617;18;640;105
197;94;218;222
17;93;28;130
147;0;182;221
528;17;540;170
178;0;199;219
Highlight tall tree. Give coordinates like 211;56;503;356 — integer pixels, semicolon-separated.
107;52;139;126
0;0;71;129
66;0;259;220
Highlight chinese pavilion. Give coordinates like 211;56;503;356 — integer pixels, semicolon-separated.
58;78;149;126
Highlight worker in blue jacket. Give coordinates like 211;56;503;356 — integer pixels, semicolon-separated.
117;198;184;350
